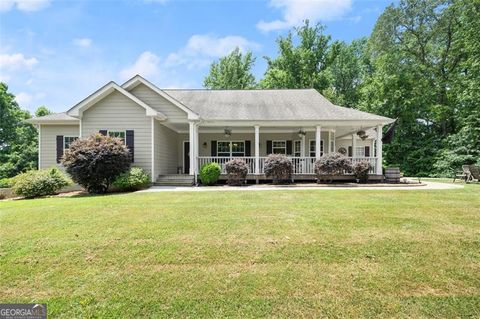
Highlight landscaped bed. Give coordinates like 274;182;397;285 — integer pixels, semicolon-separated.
0;183;479;317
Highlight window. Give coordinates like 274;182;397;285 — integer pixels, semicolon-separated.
309;140;324;157
108;131;126;143
217;141;230;156
64;136;78;153
294;140;301;157
355;146;365;157
272;140;286;154
231;141;245;157
217;141;245;157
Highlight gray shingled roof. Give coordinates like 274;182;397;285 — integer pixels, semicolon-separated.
163;88;391;121
26;112;79;124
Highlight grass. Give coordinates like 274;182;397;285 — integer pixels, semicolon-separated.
1;182;479;318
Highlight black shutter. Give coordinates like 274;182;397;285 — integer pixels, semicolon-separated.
56;135;63;163
286;140;292;155
126;130;134;162
99;130;107;136
211;141;217;156
245;140;251;156
266;140;272;154
365;146;370;157
348;146;353;157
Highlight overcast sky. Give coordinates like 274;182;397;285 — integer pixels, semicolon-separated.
0;0;394;113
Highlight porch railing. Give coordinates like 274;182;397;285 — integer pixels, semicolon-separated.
197;156;377;175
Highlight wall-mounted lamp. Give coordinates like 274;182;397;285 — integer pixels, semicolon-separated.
224;128;232;138
298;129;306;138
202;142;207;148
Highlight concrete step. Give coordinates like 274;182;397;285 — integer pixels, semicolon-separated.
156;174;194;186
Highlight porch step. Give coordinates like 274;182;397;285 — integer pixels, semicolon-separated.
155;174;194;186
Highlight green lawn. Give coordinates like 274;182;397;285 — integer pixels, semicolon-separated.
1;184;479;318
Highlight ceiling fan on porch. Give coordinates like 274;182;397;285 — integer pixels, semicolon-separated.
224;128;232;138
356;129;369;140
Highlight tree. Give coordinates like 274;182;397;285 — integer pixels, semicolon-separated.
62;134;131;193
260;20;337;92
35;106;52;117
204;48;256;89
434;0;480;174
0;83;38;179
324;38;370;107
359;0;466;176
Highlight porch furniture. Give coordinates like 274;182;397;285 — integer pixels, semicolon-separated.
468;164;480;182
453;165;470;183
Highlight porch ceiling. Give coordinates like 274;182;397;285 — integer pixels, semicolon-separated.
161;122;377;138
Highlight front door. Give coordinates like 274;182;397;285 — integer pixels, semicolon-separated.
183;142;190;174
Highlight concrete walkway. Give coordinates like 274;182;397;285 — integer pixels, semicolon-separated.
138;180;463;193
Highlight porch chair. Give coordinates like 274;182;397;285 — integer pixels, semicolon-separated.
468;164;480;182
453;165;471;183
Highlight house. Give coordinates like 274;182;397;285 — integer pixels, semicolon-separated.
27;75;394;184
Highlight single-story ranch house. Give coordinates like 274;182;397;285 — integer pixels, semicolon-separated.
28;75;394;184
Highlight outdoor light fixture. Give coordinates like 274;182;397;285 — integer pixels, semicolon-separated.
202;142;207;148
298;129;306;138
224;128;231;138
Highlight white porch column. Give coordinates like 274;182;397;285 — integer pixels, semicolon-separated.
328;131;332;153
352;134;357;158
376;125;383;175
315;125;321;159
301;134;306;157
254;125;260;174
189;121;195;175
194;123;199;175
332;130;336;153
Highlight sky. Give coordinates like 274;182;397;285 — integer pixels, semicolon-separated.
0;0;394;113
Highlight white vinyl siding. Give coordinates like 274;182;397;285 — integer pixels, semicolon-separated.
81;90;152;175
129;83;188;122
154;120;178;175
39;125;79;169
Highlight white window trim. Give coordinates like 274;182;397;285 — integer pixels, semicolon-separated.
309;139;324;157
217;140;246;157
272;140;287;154
63;136;78;154
293;140;301;157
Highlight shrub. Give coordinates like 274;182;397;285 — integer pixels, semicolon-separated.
112;167;150;191
62;134;131;194
0;177;12;188
314;152;352;182
263;154;292;184
353;161;371;183
199;162;221;185
225;159;248;186
12;167;70;198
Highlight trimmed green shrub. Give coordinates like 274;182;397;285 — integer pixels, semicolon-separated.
353;161;371;183
199;162;221;185
0;177;12;188
225;159;248;186
62;134;131;194
264;154;293;184
314;152;352;183
112;167;150;191
12;167;70;198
